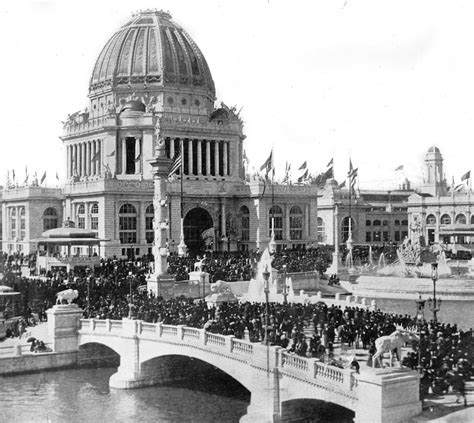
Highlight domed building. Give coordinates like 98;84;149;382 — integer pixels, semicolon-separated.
1;10;319;261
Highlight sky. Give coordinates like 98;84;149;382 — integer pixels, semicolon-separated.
1;0;474;189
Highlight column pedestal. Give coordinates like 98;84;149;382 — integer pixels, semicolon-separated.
147;273;176;299
46;304;84;353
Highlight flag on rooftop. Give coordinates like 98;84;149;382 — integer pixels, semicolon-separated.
259;149;274;178
455;183;464;192
298;161;307;171
395;165;404;172
40;171;47;185
326;158;333;168
461;171;471;181
297;169;309;184
56;171;60;181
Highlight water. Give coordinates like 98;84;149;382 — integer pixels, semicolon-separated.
371;298;474;330
0;367;249;423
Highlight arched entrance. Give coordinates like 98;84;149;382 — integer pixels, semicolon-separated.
184;208;213;255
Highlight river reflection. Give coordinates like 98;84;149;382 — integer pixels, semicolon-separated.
0;368;249;423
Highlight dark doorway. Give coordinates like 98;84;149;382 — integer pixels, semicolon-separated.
183;208;213;255
125;137;136;174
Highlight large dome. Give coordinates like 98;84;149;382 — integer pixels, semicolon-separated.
89;10;215;99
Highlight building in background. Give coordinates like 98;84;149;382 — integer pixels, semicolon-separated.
1;10;318;258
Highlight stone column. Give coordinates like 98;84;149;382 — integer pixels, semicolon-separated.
214;141;220;176
122;139;127;174
170;137;175;159
81;143;86;177
197;140;202;175
206;140;211;176
97;139;101;175
223;142;228;176
147;135;176;298
74;144;78;176
135;138;141;174
187;139;193;176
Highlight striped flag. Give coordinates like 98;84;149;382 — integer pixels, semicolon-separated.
168;151;182;177
282;161;291;184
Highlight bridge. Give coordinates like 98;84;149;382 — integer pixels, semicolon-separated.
72;314;421;423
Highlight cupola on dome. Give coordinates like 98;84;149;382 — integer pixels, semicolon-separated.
89;10;215;99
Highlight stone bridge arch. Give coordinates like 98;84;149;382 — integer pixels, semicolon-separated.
139;343;255;392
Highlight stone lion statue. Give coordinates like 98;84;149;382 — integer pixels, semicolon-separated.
56;289;79;305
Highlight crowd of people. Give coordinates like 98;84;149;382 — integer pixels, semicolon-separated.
0;250;472;403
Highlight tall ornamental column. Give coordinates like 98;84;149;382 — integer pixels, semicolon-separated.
73;145;78;176
223;142;228;176
206;140;211;176
147;135;175;298
214;141;220;176
197;140;202;175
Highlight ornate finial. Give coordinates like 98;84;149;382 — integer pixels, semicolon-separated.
132;9;172;20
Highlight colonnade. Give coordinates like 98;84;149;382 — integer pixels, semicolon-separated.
166;137;231;177
67;140;102;178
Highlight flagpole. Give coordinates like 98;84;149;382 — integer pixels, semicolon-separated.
178;139;187;257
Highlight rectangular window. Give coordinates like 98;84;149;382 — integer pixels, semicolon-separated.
78;217;85;229
383;231;389;242
394;231;400;242
366;232;372;242
373;231;381;242
401;231;408;240
91;216;98;230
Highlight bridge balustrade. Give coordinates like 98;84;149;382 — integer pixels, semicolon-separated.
231;339;253;355
281;351;309;372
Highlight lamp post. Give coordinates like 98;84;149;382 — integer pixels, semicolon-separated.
128;270;133;319
86;267;91;318
282;264;288;304
262;266;270;345
427;263;442;323
415;294;426;373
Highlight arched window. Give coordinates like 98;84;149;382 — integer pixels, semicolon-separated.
119;203;137;243
43;207;58;231
145;204;154;243
268;205;283;240
289;205;303;240
365;220;371;226
401;219;408;226
382;220;388;226
394;219;400;226
426;214;436;225
240;205;250;241
455;214;466;225
440;214;451;225
19;207;26;240
342;216;355;242
76;203;86;228
90;203;99;231
373;219;381;226
317;217;325;243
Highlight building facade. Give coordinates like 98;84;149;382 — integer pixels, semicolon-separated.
1;10;318;257
407;147;474;251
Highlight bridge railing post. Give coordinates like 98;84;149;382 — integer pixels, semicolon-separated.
91;318;96;331
177;325;184;340
157;322;163;337
105;319;111;332
137;321;142;335
227;336;235;353
200;329;207;346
